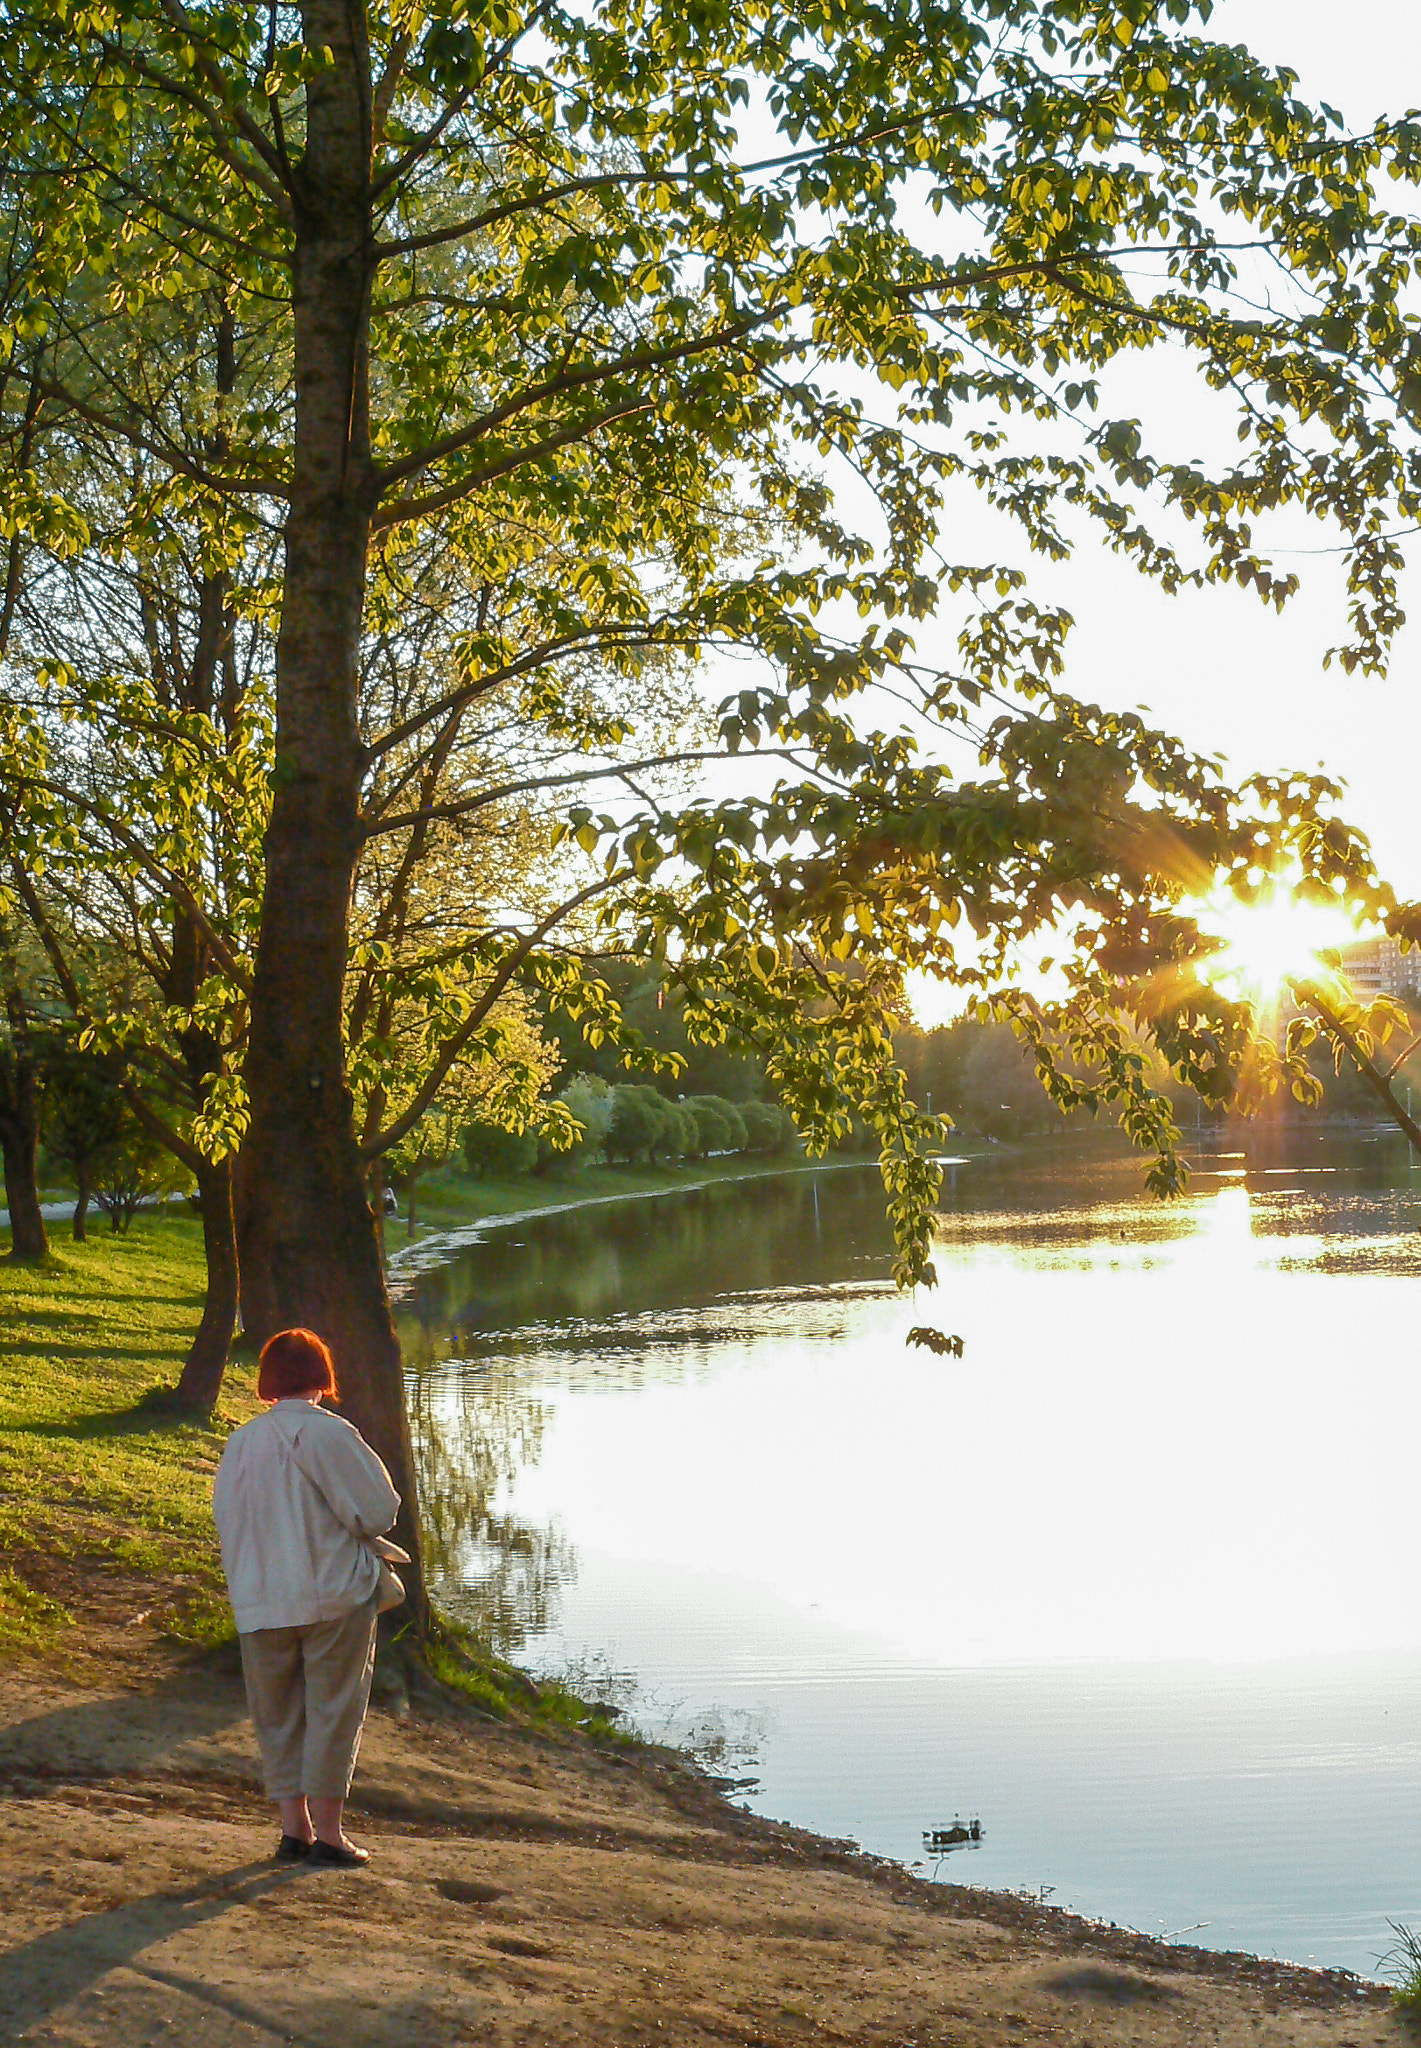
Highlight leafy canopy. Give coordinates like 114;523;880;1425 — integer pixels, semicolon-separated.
2;0;1420;1278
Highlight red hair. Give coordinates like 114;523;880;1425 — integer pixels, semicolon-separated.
257;1327;338;1404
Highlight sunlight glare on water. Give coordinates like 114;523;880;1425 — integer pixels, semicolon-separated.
401;1134;1421;1974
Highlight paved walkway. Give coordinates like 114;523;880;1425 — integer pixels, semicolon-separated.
0;1193;183;1230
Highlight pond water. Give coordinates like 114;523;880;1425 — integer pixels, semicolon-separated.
395;1132;1421;1979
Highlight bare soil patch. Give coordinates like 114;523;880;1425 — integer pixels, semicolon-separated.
0;1644;1398;2048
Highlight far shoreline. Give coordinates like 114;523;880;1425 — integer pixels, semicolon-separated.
383;1151;904;1292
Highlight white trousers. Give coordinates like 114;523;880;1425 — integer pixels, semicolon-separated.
238;1597;379;1799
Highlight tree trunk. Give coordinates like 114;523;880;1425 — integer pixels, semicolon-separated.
171;1155;239;1416
72;1165;89;1242
0;995;47;1263
232;1141;277;1343
0;1110;46;1260
238;0;427;1625
369;1157;388;1266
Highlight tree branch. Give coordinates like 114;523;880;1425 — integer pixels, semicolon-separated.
364;624;649;765
374;85;992;256
363;746;784;838
371;27;411;143
348;707;463;1042
121;1080;206;1176
369;0;555;202
150;0;295;195
374;313;765;494
360;873;621;1159
38;375;288;500
371;396;654;530
3;848;86;1013
8;772;252;992
1294;977;1421;1153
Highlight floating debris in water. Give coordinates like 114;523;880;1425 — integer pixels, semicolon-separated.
923;1817;983;1854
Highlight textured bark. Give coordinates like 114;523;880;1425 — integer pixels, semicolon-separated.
238;0;427;1622
0;989;47;1262
144;312;245;1412
0;1096;46;1260
232;1142;278;1343
171;1155;239;1415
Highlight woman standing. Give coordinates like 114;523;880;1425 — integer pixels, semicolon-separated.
214;1327;401;1867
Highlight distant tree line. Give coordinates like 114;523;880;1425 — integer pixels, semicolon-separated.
534;965;1421;1159
461;1075;798;1180
898;1006;1421;1140
0;1024;189;1241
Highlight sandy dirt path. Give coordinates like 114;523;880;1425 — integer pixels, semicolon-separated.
0;1648;1397;2048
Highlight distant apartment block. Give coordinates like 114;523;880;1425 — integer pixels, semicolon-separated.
1336;934;1421;1000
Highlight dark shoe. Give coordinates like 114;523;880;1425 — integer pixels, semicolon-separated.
275;1835;314;1862
308;1838;369;1868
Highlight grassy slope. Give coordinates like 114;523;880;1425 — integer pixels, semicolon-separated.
0;1171;776;1725
0;1216;256;1652
402;1151;850;1244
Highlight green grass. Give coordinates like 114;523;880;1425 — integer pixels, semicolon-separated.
1379;1922;1421;2016
0;1216;257;1652
426;1623;636;1744
0;1211;642;1741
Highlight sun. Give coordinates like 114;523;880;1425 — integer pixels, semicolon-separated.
1196;884;1360;1001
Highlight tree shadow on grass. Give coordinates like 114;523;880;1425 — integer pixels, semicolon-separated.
3;1393;220;1443
1042;1965;1181;2005
2;1287;202;1320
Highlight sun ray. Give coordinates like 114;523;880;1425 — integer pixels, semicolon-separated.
1195;883;1362;1006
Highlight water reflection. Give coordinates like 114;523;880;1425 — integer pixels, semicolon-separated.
398;1168;895;1646
933;1129;1421;1269
400;1134;1421;1656
402;1134;1421;1648
406;1363;576;1641
401;1167;893;1354
398;1130;1421;1972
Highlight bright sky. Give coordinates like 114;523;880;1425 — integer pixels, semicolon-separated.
873;1;1421;1024
1051;0;1421;894
680;5;1419;1022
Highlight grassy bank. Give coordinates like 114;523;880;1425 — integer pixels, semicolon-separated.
394;1149;865;1248
3;1167;792;1721
0;1154;854;1658
0;1216;250;1654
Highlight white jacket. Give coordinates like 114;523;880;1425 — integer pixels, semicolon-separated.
213;1399;401;1633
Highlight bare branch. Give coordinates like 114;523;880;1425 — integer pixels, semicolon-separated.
122;1080;206;1175
364;624;650;765
362;746;793;838
1295;977;1421;1153
1383;1029;1421;1082
371;27;412;143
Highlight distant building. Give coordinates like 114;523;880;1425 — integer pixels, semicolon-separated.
1336;935;1421;1001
